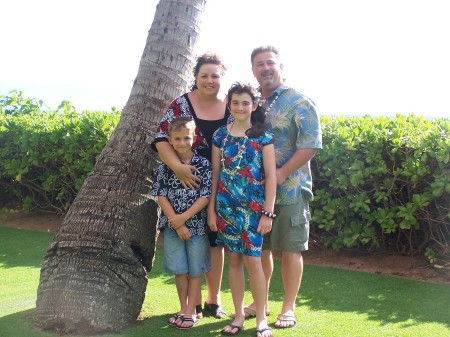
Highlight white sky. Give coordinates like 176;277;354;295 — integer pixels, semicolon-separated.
1;0;449;118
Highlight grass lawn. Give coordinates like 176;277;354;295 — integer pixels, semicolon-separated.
0;227;449;337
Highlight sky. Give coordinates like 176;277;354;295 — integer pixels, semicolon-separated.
1;0;449;118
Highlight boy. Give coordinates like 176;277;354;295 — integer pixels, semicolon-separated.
151;117;212;329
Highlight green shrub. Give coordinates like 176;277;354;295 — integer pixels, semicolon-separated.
0;91;120;213
311;114;449;258
1;91;449;259
0;89;45;115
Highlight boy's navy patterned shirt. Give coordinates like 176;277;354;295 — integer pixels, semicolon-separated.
151;151;212;236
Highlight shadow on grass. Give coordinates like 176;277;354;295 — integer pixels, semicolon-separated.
0;309;54;337
2;228;449;335
298;264;450;327
0;228;53;269
149;244;450;328
0;309;254;337
132;314;243;337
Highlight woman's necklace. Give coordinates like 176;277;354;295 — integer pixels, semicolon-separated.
221;123;247;175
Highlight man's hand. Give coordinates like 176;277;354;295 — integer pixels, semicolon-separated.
276;168;288;186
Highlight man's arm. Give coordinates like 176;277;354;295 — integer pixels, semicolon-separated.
276;148;318;186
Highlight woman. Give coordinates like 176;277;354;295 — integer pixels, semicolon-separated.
152;52;230;319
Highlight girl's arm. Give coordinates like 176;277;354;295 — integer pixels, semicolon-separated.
258;143;277;234
207;145;221;232
155;141;200;189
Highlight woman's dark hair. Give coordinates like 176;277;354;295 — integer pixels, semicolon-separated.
190;52;227;90
227;82;266;138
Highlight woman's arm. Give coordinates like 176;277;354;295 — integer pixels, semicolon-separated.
155;141;200;189
207;145;221;232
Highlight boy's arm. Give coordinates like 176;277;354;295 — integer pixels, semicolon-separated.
168;197;209;230
159;195;193;241
158;196;176;219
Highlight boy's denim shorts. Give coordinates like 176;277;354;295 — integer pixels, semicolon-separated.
263;201;311;252
163;228;211;278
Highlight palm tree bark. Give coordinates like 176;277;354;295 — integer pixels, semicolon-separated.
33;0;207;333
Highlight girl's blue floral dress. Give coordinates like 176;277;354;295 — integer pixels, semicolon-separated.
212;126;274;256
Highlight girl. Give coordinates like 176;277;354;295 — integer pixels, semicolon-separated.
208;83;276;337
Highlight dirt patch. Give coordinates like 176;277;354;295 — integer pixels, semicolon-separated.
1;211;63;233
1;211;448;284
303;244;449;284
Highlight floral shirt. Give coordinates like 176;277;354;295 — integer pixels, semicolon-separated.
264;84;322;204
151;151;212;236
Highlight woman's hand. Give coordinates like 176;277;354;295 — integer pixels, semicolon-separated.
155;141;200;189
173;162;201;189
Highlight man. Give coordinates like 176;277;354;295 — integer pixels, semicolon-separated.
246;45;322;329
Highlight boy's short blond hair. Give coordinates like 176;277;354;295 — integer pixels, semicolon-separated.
168;117;196;136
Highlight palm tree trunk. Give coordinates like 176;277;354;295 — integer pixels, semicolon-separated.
33;0;207;333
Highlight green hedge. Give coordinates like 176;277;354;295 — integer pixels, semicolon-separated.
311;114;449;259
0;91;120;213
1;91;448;259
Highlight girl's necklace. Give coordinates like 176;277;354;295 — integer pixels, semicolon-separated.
221;124;248;175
